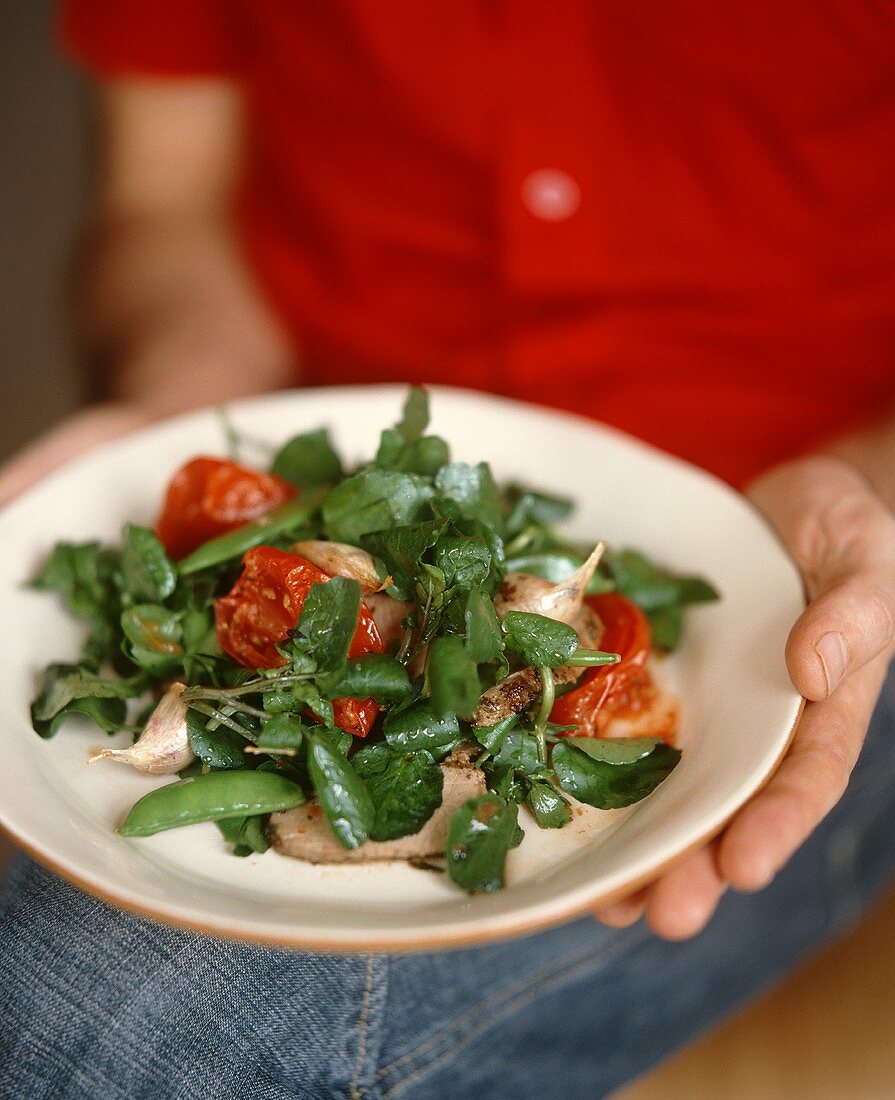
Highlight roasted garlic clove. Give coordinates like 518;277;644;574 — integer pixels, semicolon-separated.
90;683;195;775
493;542;605;626
290;540;390;593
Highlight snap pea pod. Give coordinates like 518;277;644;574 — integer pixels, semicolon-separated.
118;770;305;837
177;489;327;574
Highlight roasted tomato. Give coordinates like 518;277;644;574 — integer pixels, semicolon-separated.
156;457;296;561
215;547;384;736
550;592;652;738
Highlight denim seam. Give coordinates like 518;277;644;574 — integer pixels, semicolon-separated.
374;927;648;1094
349;954;376;1100
380;927;650;1099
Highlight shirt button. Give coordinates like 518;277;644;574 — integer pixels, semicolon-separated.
520;168;581;223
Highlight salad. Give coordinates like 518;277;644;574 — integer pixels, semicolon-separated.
29;388;718;893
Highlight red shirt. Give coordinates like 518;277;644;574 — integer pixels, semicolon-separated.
61;1;895;485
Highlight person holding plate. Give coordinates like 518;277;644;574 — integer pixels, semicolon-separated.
1;3;895;1097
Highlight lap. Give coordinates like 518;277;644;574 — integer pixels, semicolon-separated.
3;674;895;1100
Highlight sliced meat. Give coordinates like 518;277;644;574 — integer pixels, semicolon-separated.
472;664;582;727
268;757;486;864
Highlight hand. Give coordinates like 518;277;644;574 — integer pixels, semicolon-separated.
594;456;895;939
0;403;152;509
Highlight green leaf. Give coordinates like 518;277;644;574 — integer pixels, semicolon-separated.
120;524;177;603
361;520;448;600
254;714;307;755
464;587;504;662
322;469;434;544
353;743;444;841
217;814;270;856
383;700;460;752
294;576;361;673
428;636;481;719
434;535;492;591
271;427;343;490
505;488;574;535
31;663;139;720
434;462;503;533
395;385;430;443
552;738;681;809
376;433;451;477
317;653;412;702
608;549;719;614
502;611;579;667
121;604;184;673
525;778;572;829
647;605;684;651
186;708;247;769
306;733;375;849
446;795;521;893
31;541;123;660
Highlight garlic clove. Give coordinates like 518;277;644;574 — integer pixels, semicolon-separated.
90;682;195;775
290;540;391;593
494;542;605;626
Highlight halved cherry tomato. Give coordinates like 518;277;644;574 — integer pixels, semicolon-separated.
550;592;652;738
214;547;384;736
156;457;296;561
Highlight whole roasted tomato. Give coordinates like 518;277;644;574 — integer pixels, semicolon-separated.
215;547;384;736
550;592;652;737
156;457;296;561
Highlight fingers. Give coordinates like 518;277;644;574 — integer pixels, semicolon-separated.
0;404;150;509
594;843;728;940
719;655;887;891
748;457;895;701
594;888;647;928
644;842;726;940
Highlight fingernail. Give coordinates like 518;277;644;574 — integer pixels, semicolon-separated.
816;631;848;696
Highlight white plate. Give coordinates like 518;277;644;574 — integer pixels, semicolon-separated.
0;386;803;951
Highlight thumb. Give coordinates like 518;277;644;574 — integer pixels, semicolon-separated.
748;458;895;701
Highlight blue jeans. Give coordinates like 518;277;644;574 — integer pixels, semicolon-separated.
3;675;895;1100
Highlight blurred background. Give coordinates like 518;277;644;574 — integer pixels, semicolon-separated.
1;4;894;1098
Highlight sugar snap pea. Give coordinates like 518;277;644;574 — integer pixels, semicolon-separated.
118;770;305;836
177;489;327;574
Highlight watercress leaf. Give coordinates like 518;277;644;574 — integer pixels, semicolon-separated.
323;468;434;544
434;462;503;533
464;587;504;662
525;777;572;829
255;714;307;755
317;653;411;702
31;541;123;660
383;700;460;752
395;385;430;443
446;795;520;893
647;605;684;651
271;427;343;489
428;636;481;719
505;488;574;535
294;576;361;673
307;732;375;849
186;708;247;769
502;610;579;667
434;535;491;591
493;728;545;777
396;436;451;477
290;681;335;726
120;524;177;603
361;520;448;600
30;663;136;738
353;743;444;841
217;814;270;856
552;738;681;809
120;604;184;673
37;695;127;739
473;715;518;754
608;549;719;613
